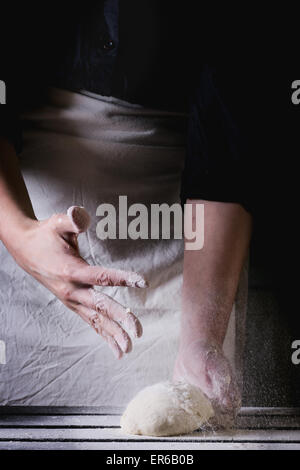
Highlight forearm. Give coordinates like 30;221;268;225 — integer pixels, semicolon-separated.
0;137;36;245
180;199;252;348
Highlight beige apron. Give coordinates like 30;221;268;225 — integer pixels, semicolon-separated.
0;88;247;408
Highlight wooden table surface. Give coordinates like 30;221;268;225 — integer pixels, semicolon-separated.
0;407;300;450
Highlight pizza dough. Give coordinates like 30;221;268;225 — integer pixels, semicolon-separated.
120;381;214;437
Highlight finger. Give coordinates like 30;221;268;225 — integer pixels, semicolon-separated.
72;302;132;353
67;206;91;233
72;303;124;359
50;206;91;236
92;313;133;354
101;331;124;360
49;213;79;249
71;288;143;338
50;213;78;235
69;262;148;288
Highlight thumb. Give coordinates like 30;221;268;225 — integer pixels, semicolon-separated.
50;207;91;243
67;206;91;233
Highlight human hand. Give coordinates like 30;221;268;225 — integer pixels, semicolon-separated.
5;206;147;359
173;339;241;425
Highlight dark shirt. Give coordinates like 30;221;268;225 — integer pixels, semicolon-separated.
0;1;296;220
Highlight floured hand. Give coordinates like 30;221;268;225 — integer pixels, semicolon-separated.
5;205;147;359
173;339;241;425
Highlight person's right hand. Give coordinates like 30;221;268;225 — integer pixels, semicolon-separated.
4;206;147;359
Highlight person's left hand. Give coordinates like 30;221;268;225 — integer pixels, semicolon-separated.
173;339;241;424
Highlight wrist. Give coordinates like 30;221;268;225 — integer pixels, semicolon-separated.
0;212;38;248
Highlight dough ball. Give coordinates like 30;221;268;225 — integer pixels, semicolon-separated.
120;381;214;437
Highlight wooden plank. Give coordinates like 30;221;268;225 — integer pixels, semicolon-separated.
240;407;300;416
0;406;123;415
1;427;300;442
1;415;300;429
0;415;120;427
237;416;300;429
1;408;300;451
1;441;300;450
1;410;300;429
1;406;300;416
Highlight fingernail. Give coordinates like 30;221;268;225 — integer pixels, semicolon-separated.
112;345;123;360
67;206;91;233
137;321;143;337
118;332;132;353
107;337;123;360
124;308;143;338
112;346;123;360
